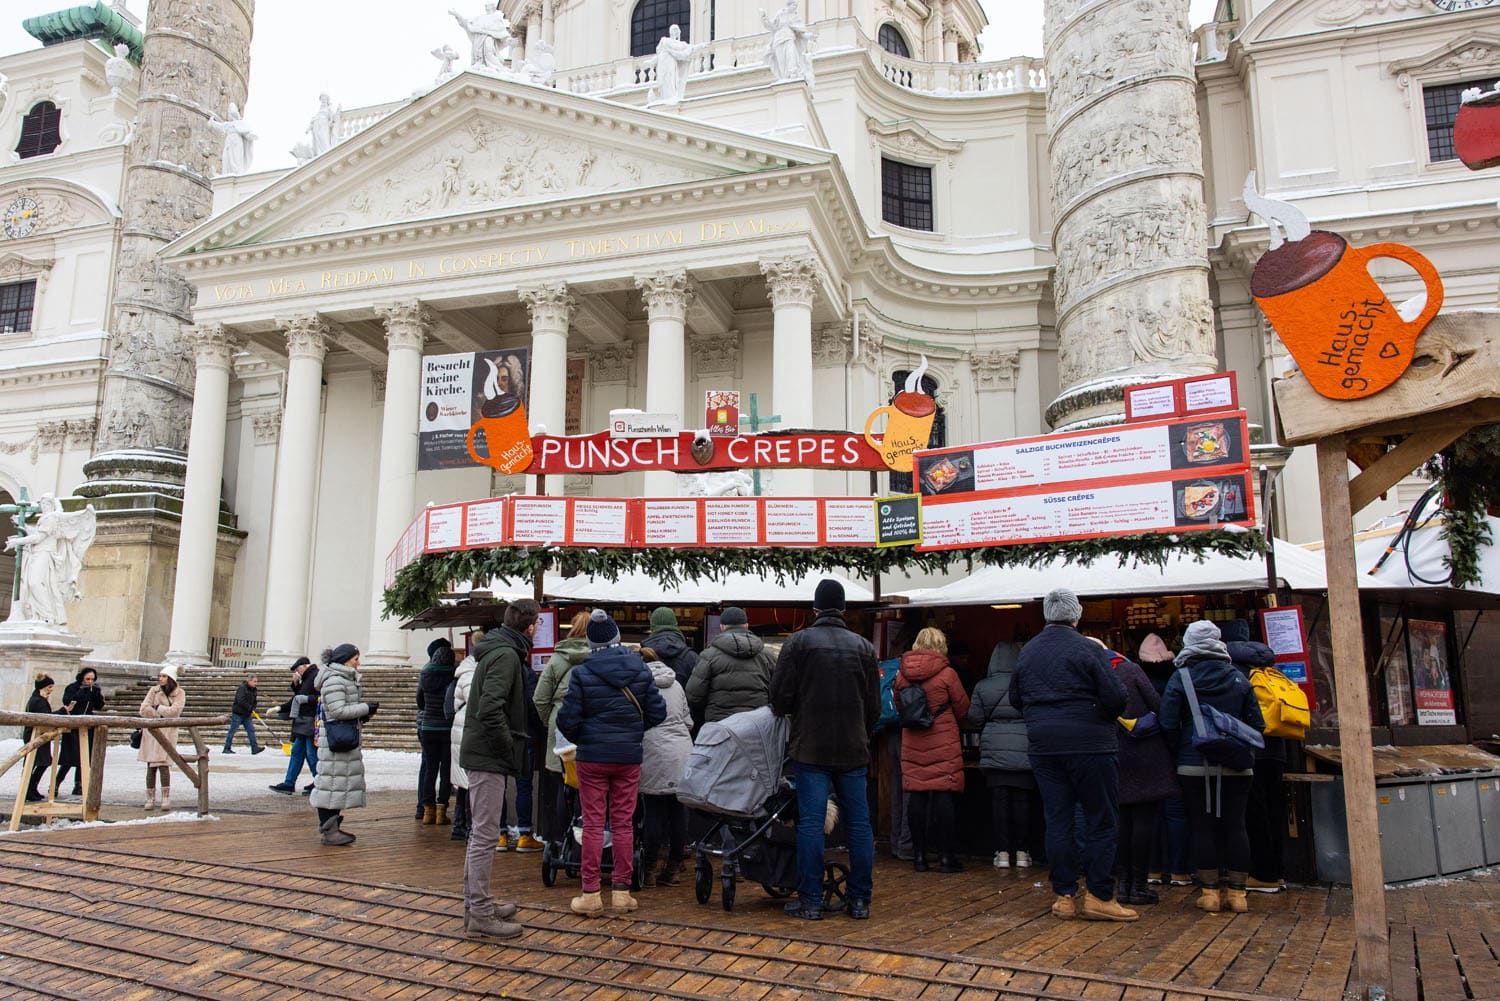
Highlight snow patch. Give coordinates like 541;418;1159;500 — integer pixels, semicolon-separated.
0;811;218;836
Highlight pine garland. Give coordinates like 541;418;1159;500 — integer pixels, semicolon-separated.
1426;425;1500;588
382;529;1267;619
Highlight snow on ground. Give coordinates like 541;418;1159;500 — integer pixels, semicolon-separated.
0;811;220;836
0;738;422;807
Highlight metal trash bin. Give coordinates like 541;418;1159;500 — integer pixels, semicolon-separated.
1311;776;1438;884
1431;775;1486;875
1479;774;1500;865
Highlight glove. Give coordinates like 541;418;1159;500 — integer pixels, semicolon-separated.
365;701;380;719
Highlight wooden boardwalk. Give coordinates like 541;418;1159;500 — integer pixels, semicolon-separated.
0;794;1494;1000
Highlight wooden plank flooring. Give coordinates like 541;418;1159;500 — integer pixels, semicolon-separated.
0;793;1494;1000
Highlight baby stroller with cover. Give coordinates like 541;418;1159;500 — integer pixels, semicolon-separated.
539;733;645;891
678;707;849;912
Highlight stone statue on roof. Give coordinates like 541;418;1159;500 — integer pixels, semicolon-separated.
307;93;342;157
105;42;135;96
450;2;516;74
762;2;816;85
208;102;256;175
650;24;699;105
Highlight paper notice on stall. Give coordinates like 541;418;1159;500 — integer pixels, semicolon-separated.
464;499;507;546
570;499;630;546
426;505;465;550
1261;607;1307;658
764;499;820;545
703;499;760;545
1183;374;1237;414
824;498;877;545
641;499;700;545
512;497;568;545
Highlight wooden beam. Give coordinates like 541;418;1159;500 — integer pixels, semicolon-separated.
146;727;201;790
1316;435;1391;998
0;729;59;781
84;724;106;822
191;727;210;816
1346;426;1472;514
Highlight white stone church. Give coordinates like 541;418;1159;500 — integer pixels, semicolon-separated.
0;0;1494;669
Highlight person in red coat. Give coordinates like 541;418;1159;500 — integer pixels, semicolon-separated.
895;628;971;872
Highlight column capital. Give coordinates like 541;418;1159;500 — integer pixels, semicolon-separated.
281;315;331;362
519;282;576;330
374;300;433;352
760;256;823;309
185;324;245;370
635;270;695;322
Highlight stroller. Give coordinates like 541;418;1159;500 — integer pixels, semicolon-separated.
539;738;645;891
679;707;849;913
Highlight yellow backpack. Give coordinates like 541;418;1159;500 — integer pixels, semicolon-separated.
1250;666;1310;740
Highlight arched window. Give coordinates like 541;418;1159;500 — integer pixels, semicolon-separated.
888;369;944;494
878;23;911;58
631;0;691;58
16;102;63;159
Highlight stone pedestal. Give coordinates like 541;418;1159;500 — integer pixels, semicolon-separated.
0;623;89;739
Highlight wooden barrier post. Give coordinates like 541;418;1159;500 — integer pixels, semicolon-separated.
191;727;210;816
1315;435;1391;997
84;724;107;822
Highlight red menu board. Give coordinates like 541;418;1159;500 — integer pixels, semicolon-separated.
425;503;466;551
511;497;568;545
704;499;761;545
640;499;700;546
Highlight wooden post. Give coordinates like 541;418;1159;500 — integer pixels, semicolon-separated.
191;726;210;816
8;745;33;832
1315;435;1391;998
84;724;106;822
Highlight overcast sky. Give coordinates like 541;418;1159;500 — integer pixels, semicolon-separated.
3;0;1216;171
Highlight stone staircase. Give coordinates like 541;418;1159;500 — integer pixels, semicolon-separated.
106;665;423;752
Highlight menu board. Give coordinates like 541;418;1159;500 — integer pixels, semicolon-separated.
511;497;568;545
704;499;760;545
764;499;820;545
641;499;700;546
570;499;630;546
917;472;1255;551
824;499;877;545
425;504;465;551
464;499;507;546
1124;372;1240;422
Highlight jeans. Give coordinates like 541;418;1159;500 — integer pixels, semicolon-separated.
1183;773;1252;888
988;785;1032;854
283;735;318;785
907;790;957;859
464;771;513;918
1246;760;1286;882
223;714;260;752
1152;796;1191;875
417;729;452;808
792;762;874;910
1031;753;1119;901
500;744;534;834
577;761;641;892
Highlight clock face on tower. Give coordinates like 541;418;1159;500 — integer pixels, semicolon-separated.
1429;0;1499;10
2;195;39;240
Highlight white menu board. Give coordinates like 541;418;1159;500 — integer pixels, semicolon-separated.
823;499;877;545
426;505;464;550
703;499;760;545
641;499;700;545
764;499;820;545
464;499;507;546
571;499;630;545
511;497;568;545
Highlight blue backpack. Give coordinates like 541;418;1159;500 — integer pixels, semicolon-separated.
875;658;902;733
1178;668;1263;771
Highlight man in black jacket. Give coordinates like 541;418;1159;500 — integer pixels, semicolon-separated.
222;676;264;754
1010;588;1133;922
769;579;878;922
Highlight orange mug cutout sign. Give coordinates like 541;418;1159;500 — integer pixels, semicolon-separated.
465;392;534;473
1252;232;1443;400
865;357;937;473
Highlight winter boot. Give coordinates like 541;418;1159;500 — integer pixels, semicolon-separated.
1196;887;1224;913
320;815;355;846
610;888;639;913
435;805;449;826
570;891;605;918
421;805;437;825
159;793;171;812
143;789;157;811
1224;888;1249;914
466;913;523;939
1080;892;1139;922
1050;893;1078;920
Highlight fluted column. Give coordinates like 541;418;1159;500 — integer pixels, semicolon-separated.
1043;0;1216;429
363;301;432;666
762;257;820;496
164;324;243;666
636;271;694;497
520;283;575;497
260;316;330;667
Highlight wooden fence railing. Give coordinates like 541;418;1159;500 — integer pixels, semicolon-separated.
0;711;230;831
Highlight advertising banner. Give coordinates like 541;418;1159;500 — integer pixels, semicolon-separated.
419;348;531;471
526;430;886;475
1409;618;1456;726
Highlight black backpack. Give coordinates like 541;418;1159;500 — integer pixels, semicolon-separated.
898;683;947;729
442;677;459;724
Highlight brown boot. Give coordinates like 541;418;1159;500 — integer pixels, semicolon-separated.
1224;888;1249;913
1197;887;1224;913
420;805;436;825
657;861;685;886
610;889;639;913
570;891;605;917
1051;893;1078;919
1080;891;1139;922
466;912;523;939
435;805;449;826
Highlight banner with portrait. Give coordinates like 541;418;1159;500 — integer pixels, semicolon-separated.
418;348;531;471
1409;619;1455;726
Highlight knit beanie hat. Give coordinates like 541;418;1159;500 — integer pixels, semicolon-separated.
330;643;360;665
813;578;845;611
587;608;621;649
158;663;179;682
720;606;748;627
1221;618;1252;643
1137;633;1172;664
427;637;452;658
34;673;53;692
1175;620;1230;666
649;606;680;633
1042;587;1083;624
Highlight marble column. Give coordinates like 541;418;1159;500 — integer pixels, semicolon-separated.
761;257;820;496
636;271;694;497
526;5;544;60
519;283;575;496
164;324;244;666
1042;0;1216;429
260;316;329;667
363;301;432;666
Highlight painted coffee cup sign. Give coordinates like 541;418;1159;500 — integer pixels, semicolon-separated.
1456;82;1500;171
1244;174;1443;401
864;356;937;473
464;356;534;473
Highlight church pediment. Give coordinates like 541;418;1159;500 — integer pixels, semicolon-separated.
171;74;826;254
1240;0;1451;44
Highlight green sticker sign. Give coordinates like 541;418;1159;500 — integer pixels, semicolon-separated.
875;494;922;548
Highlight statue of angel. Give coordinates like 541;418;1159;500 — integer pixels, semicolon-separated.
5;495;97;628
105;42;135;96
432;44;460;84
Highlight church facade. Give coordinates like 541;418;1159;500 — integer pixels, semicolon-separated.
0;0;1495;667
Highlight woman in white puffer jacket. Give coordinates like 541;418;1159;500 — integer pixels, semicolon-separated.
447;628;481;840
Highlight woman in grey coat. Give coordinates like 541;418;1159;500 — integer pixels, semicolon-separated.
967;642;1034;869
310;644;379;846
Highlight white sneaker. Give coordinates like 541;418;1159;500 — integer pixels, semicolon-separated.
993;852;1011;869
1014;851;1033;868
